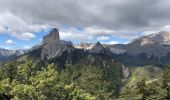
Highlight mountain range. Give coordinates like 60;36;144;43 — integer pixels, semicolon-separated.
1;29;170;66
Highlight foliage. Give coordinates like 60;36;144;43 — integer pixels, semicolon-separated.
1;57;169;100
59;63;120;99
119;68;170;100
0;60;96;100
127;65;163;86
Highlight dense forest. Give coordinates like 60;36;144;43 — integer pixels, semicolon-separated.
0;59;169;100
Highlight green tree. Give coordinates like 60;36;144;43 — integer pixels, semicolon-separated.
119;85;142;100
161;68;170;100
77;66;114;99
17;60;34;83
1;62;17;82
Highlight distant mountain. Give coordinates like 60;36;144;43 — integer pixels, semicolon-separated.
74;43;94;50
127;31;170;58
0;48;24;61
105;44;127;55
143;31;170;44
2;29;170;66
108;31;170;66
89;42;112;57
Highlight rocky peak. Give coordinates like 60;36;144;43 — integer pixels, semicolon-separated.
42;28;60;45
90;42;104;53
141;38;155;46
95;42;102;47
41;28;75;60
143;31;170;45
89;42;112;56
129;31;170;47
155;31;170;43
127;31;170;58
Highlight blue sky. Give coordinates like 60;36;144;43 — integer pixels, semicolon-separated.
0;29;50;50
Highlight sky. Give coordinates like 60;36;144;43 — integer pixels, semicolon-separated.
0;0;170;50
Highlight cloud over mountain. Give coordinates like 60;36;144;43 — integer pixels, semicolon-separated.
0;0;170;45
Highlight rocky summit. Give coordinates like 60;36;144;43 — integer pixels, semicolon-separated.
106;31;170;58
89;42;112;56
41;28;75;60
42;28;60;45
126;31;170;58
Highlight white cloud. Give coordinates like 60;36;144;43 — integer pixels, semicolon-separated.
59;26;137;43
85;27;115;35
143;31;158;36
0;0;170;46
107;41;119;45
97;36;110;41
143;24;170;36
5;39;15;44
123;41;130;44
60;27;109;42
1;0;168;32
23;45;31;49
3;46;11;50
0;12;49;40
85;27;137;39
59;27;94;42
11;32;36;40
161;25;170;31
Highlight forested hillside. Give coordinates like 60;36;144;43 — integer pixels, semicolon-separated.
0;57;122;100
0;59;169;100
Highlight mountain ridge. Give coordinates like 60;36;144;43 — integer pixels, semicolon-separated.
0;48;25;61
1;29;170;66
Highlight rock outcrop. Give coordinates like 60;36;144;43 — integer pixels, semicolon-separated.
41;28;75;60
106;44;127;54
89;42;112;56
127;31;170;58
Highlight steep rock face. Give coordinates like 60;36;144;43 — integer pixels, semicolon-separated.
42;28;60;45
105;31;170;66
107;31;170;58
89;42;112;56
126;31;170;58
23;28;86;67
41;28;75;60
146;31;170;44
106;44;127;54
